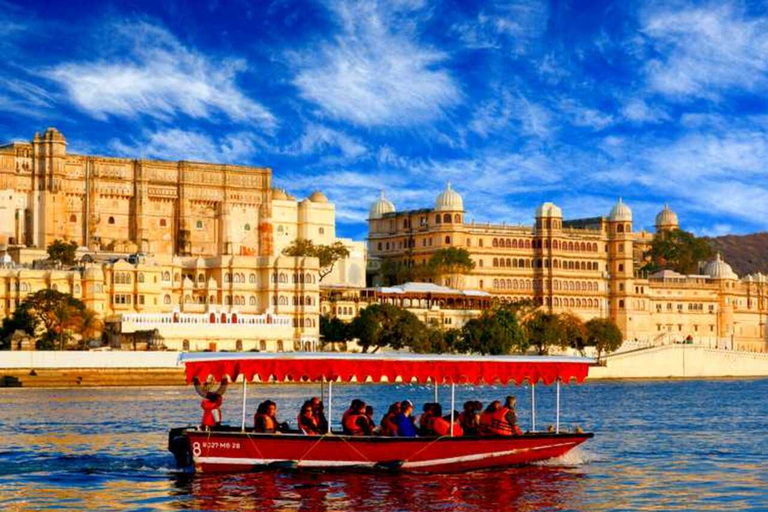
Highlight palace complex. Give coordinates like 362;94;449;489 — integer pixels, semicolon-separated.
366;184;768;352
0;128;365;351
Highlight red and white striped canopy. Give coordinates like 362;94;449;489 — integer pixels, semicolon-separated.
180;353;592;386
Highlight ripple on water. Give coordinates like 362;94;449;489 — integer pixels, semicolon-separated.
0;380;767;512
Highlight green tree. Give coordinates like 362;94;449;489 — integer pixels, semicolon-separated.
320;314;350;345
642;229;713;274
524;311;565;355
558;312;587;353
428;247;476;275
282;239;350;281
8;289;98;350
47;239;78;266
585;318;624;362
0;306;36;349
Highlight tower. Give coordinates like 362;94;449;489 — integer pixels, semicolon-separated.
534;202;562;311
607;198;634;338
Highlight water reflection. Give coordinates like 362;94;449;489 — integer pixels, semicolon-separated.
173;465;588;512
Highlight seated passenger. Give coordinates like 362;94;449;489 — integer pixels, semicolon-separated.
298;401;322;436
479;401;500;435
380;403;400;436
489;396;522;436
394;400;418;437
343;401;371;436
427;404;450;436
417;403;435;436
341;399;363;430
363;405;376;435
458;400;481;436
314;401;329;433
254;400;278;433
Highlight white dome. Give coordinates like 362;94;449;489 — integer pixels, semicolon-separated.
703;253;738;280
369;191;395;219
435;182;464;212
609;198;632;222
655;204;679;229
535;202;562;218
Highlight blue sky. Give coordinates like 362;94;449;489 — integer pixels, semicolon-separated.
1;0;767;240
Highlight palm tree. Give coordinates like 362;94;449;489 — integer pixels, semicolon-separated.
76;308;104;350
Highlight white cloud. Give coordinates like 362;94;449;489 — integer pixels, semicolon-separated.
110;129;260;164
640;3;768;98
454;0;549;54
621;98;670;124
469;91;552;138
45;21;275;127
284;124;367;160
293;1;460;127
559;99;614;131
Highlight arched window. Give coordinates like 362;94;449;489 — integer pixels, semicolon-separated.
183;340;190;351
617;224;624;233
196;220;203;229
250;296;256;306
279;273;287;283
162;271;170;281
504;239;510;248
445;236;451;245
69;214;77;223
108;216;115;225
225;296;232;305
279;296;288;306
454;214;461;223
524;240;531;249
225;273;231;283
160;218;167;227
435;215;441;224
443;213;451;223
499;258;505;268
305;273;313;283
244;224;251;231
249;273;256;283
492;238;498;248
138;273;144;283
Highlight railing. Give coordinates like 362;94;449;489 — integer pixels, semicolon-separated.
117;311;292;327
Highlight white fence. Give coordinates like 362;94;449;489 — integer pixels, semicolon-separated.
0;351;181;369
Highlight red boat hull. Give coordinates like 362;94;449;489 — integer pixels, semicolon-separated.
175;429;592;474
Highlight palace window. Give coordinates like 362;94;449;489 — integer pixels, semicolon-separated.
244;224;251;231
160;219;167;227
69;214;77;223
196;220;203;229
108;216;115;225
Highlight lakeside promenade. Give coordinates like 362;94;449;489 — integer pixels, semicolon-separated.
2;346;768;387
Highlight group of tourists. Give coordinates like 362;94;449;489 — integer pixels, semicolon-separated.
200;393;523;437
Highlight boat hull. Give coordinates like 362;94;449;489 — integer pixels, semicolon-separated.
172;429;592;474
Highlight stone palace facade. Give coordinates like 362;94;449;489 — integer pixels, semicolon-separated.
0;128;365;351
367;184;768;352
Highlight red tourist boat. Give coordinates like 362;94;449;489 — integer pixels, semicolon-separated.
169;353;594;474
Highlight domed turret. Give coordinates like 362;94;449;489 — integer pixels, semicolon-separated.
655;204;679;232
308;190;328;203
435;182;464;212
535;202;562;218
369;191;395;219
609;198;632;222
272;188;288;201
703;253;738;280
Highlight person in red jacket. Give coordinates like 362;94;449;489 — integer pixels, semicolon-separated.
200;392;223;430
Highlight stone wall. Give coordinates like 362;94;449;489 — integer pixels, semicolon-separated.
589;345;768;379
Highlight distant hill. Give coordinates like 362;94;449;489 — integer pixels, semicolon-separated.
706;232;768;277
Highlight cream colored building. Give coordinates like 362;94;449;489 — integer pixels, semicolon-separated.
0;128;364;351
367;184;768;352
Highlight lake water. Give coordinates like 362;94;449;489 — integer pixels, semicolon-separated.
0;379;766;511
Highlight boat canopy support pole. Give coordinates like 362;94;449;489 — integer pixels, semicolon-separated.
555;378;560;434
450;382;455;437
531;382;536;432
320;380;324;404
327;379;333;434
240;378;248;432
434;377;438;403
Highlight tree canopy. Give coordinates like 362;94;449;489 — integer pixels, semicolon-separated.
282;239;350;281
1;289;103;350
642;229;713;275
47;239;78;267
428;247;475;275
585;318;624;362
378;248;475;286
